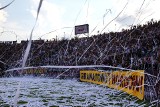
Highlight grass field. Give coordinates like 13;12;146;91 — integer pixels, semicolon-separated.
0;77;147;107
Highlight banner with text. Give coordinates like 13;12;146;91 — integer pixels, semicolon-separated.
80;70;144;100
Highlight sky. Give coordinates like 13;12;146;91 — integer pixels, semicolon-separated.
0;0;160;42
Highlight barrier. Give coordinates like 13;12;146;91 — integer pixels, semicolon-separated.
80;70;144;100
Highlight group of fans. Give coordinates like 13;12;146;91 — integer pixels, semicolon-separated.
0;0;159;103
0;20;160;76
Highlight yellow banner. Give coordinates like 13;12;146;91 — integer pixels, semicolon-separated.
80;70;144;100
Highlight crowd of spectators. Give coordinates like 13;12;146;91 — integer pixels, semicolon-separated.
0;20;160;76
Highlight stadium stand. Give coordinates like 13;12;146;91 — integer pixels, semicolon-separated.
0;19;160;101
0;20;160;73
1;0;159;105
